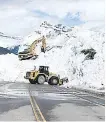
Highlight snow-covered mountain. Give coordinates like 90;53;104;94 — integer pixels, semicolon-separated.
0;31;22;54
0;32;22;48
0;21;105;90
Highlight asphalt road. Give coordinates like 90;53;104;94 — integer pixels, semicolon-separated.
0;82;105;121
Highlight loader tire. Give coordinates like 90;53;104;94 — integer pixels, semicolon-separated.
37;75;46;84
48;76;59;85
29;79;36;84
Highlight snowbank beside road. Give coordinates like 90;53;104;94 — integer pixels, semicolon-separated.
0;54;21;82
0;54;33;82
0;22;105;90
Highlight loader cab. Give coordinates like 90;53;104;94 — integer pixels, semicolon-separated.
39;66;49;76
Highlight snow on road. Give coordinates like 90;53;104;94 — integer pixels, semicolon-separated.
0;105;35;121
50;103;105;121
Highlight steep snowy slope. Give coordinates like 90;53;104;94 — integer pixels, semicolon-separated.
0;21;105;90
34;22;105;88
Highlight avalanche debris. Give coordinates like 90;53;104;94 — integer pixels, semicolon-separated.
0;21;105;90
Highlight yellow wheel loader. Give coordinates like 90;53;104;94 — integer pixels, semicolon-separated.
24;66;69;85
18;36;46;60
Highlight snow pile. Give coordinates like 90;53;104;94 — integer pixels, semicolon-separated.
0;54;39;82
0;54;20;81
0;22;105;89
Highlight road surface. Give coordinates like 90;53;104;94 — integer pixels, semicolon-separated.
0;82;105;121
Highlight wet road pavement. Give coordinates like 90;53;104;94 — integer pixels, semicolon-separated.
0;82;105;121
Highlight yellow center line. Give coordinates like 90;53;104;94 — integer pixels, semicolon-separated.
33;96;46;122
29;95;40;122
29;91;46;122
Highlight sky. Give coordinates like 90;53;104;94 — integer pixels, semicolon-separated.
34;10;84;26
0;0;105;36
